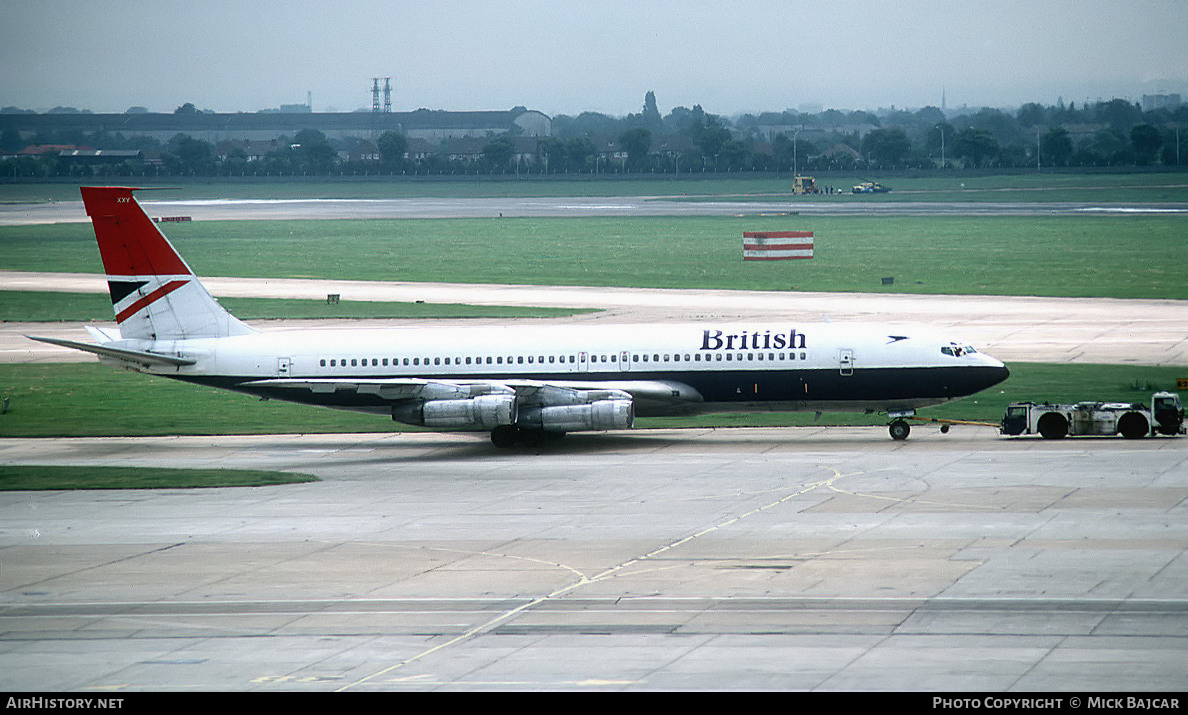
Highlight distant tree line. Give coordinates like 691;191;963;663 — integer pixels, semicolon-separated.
3;93;1186;178
555;95;1187;171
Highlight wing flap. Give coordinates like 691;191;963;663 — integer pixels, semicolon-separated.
244;377;516;403
243;377;651;406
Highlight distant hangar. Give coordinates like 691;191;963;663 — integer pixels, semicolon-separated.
0;107;553;144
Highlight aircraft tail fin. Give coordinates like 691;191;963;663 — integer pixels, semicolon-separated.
80;186;255;341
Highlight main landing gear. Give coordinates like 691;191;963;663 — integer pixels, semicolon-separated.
491;425;565;448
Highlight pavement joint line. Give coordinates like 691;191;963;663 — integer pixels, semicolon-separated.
334;468;852;691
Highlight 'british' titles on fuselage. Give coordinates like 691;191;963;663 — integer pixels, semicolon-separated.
700;328;807;352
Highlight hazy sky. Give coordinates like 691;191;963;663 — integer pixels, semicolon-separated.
3;0;1186;117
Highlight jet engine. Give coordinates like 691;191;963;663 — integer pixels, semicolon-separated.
392;394;517;429
516;399;634;432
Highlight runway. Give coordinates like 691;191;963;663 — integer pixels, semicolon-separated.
1;428;1186;691
2;195;1187;226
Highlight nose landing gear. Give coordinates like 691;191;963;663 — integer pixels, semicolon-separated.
887;409;915;441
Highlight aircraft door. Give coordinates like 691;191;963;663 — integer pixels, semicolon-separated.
578;351;590;372
277;357;292;377
620;351;631;372
839;349;854;376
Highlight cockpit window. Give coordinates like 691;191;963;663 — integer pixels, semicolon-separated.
942;343;978;357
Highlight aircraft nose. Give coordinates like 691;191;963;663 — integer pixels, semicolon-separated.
984;363;1010;389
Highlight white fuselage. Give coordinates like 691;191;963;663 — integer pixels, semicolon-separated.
119;320;1010;418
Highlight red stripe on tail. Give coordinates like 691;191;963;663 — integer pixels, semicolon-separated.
115;279;189;324
80;187;191;277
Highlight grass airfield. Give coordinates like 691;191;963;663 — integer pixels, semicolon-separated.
2;213;1185;300
0;361;1181;438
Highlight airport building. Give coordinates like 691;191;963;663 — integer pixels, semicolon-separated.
0;108;553;145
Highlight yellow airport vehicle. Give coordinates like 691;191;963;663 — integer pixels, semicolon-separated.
792;176;820;195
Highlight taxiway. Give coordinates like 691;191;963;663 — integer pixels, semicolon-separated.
2;195;1186;226
2;428;1186;691
3;271;1187;366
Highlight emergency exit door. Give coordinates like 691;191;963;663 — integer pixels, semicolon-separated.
839;349;854;376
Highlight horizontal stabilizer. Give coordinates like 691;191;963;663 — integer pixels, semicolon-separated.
26;335;196;367
85;325;121;343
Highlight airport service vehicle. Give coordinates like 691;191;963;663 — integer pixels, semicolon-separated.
29;186;1009;446
852;181;890;194
1000;392;1185;439
792;176;820;195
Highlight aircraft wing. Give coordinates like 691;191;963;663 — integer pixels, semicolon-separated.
244;377;514;402
26;335;197;368
243;377;700;411
245;377;632;403
500;378;701;410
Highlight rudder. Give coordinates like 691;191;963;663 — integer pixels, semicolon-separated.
81;186;254;341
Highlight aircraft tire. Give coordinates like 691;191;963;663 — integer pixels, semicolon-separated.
889;420;911;441
491;425;565;448
519;428;547;446
520;428;565;446
491;425;519;448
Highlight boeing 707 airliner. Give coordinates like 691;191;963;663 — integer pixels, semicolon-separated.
30;186;1010;446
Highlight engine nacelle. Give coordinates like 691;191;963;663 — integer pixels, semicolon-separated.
392;394;516;429
517;399;634;432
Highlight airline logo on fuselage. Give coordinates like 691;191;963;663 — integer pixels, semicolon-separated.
701;328;807;351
